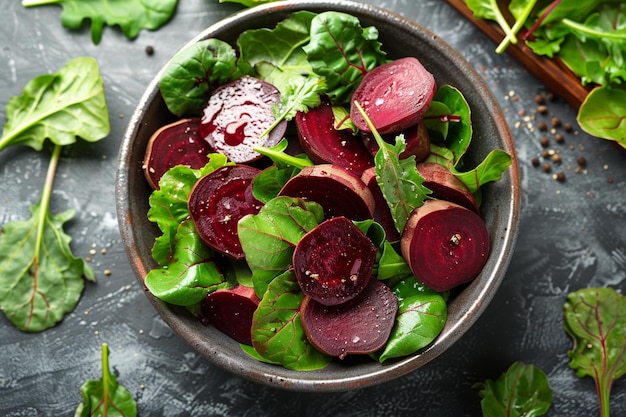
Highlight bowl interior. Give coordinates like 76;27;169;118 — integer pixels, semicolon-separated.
116;0;520;392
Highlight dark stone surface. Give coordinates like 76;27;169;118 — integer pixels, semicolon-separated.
1;0;624;416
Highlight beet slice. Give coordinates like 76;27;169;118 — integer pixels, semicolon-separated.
189;164;262;259
278;164;375;221
416;162;479;214
143;118;213;189
300;279;398;359
350;57;436;135
296;97;373;175
201;285;260;345
293;216;376;306
361;122;431;162
198;76;287;163
400;199;490;292
361;167;400;242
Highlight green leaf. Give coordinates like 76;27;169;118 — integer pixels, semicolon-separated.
75;343;137;417
477;362;553;417
376;241;412;283
379;276;447;362
219;0;279;7
144;220;226;306
563;287;626;417
0;57;109;152
428;85;473;165
23;0;178;44
251;270;331;371
159;39;239;117
237;196;324;298
578;85;626;148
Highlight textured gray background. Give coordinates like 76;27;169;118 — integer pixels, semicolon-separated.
1;0;625;416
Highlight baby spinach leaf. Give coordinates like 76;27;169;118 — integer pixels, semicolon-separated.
377;241;412;283
75;343;137;417
145;220;226;306
476;361;553;417
251;270;331;371
23;0;178;45
0;57;109;152
563;287;626;417
577;86;626;148
159;39;239;117
379;276;447;362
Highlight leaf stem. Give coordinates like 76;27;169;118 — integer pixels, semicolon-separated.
496;0;539;54
34;144;62;257
489;0;517;48
561;18;626;40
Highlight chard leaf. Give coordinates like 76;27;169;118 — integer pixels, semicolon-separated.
251;270;331;371
428;85;473;165
563;287;626;417
423;100;453;140
144;220;226;306
238;196;324;298
477;362;553;417
0;57;109;152
577;86;626;148
159;39;239;117
303;11;388;104
23;0;178;45
379;276;446;362
75;344;137;417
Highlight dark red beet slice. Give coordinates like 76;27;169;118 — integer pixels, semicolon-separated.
296;98;373;175
361;167;400;242
278;164;375;221
201;285;260;345
400;199;490;292
199;76;287;163
293;216;376;306
361;122;431;162
300;279;398;359
416;162;479;214
143;118;213;189
351;57;436;135
189;164;262;259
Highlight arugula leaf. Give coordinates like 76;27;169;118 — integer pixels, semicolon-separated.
476;361;553;417
0;57;109;152
22;0;178;45
563;287;626;417
75;343;137;417
577;85;626;148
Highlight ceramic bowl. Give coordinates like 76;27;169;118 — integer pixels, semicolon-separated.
116;0;520;392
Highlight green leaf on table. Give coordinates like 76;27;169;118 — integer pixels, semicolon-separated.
563;287;626;417
0;56;109;153
159;39;239;117
75;343;137;417
577;85;626;148
0;203;94;332
476;361;553;417
23;0;178;44
251;270;331;371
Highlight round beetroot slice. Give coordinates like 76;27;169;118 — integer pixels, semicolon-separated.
201;285;260;345
400;199;490;292
351;57;436;135
300;279;398;359
189;164;262;259
199;76;287;163
416;162;479;214
143;118;213;189
293;216;376;306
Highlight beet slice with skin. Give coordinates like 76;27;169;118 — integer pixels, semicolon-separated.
199;76;287;163
296;97;373;175
401;199;490;292
351;57;436;135
189;164;262;259
293;216;376;306
416;162;479;214
300;279;398;359
361;167;400;242
201;285;260;345
143;118;213;189
361;122;431;162
278;164;375;221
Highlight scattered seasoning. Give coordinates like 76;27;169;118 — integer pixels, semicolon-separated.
555;133;565;143
577;156;587;167
145;45;155;56
537;121;548;131
540;136;550;147
553;172;566;182
531;157;540;167
551;117;561;128
608;178;614;184
104;269;112;276
537;105;548;115
534;94;545;105
542;163;551;173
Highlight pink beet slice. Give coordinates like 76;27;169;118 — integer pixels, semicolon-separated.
361;167;400;242
296;97;374;175
143;118;213;189
416;162;479;214
351;57;436;135
361;122;431;162
293;216;377;306
278;164;375;221
300;279;398;359
199;76;287;163
189;165;262;259
201;285;260;345
401;199;490;292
